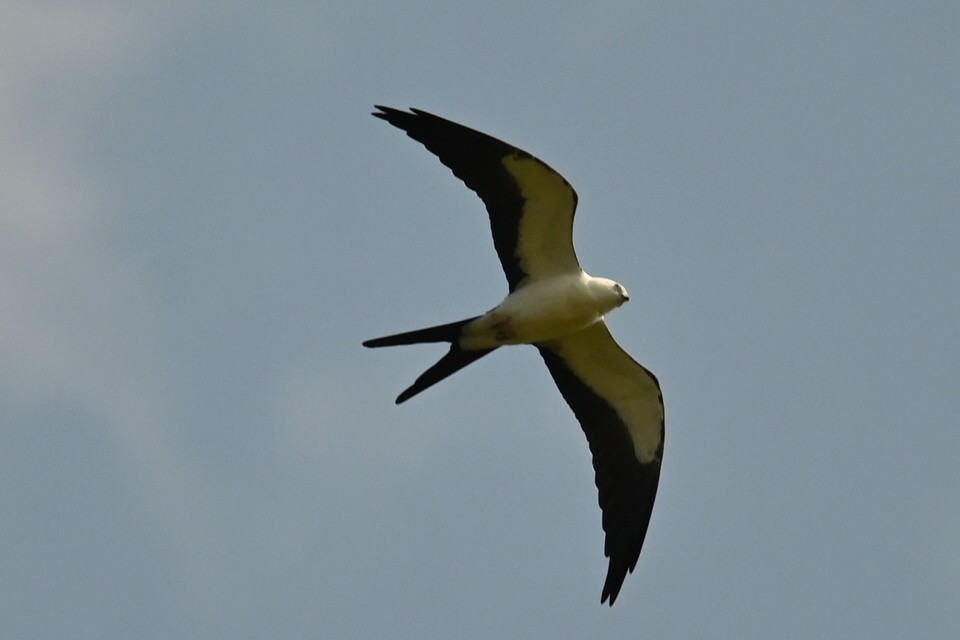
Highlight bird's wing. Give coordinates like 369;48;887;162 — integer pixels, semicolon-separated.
537;321;664;605
373;106;581;291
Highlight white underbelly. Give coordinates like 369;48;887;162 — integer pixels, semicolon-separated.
459;274;606;350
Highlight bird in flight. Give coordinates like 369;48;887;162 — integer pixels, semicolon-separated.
364;106;664;605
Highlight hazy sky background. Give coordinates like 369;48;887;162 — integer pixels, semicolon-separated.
3;2;958;638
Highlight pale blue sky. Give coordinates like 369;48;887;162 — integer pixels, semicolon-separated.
2;2;958;638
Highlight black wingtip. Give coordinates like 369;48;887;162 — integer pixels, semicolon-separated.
372;106;446;130
599;543;639;606
600;583;621;607
372;104;407;121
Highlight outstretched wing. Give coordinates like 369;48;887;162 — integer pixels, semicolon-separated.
537;321;664;605
373;106;581;291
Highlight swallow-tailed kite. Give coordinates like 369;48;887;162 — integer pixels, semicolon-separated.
364;106;664;605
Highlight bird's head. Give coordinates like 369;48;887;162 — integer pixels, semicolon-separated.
612;281;630;304
590;277;630;311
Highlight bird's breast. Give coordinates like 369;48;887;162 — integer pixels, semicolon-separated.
460;274;606;350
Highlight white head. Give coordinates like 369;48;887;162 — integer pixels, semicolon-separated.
589;276;630;312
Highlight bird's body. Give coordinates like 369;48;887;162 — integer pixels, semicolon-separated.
364;106;664;605
461;272;628;350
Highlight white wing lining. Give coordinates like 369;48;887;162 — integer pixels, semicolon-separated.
501;154;581;283
544;322;663;463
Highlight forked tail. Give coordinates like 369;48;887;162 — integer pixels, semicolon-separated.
363;316;497;404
